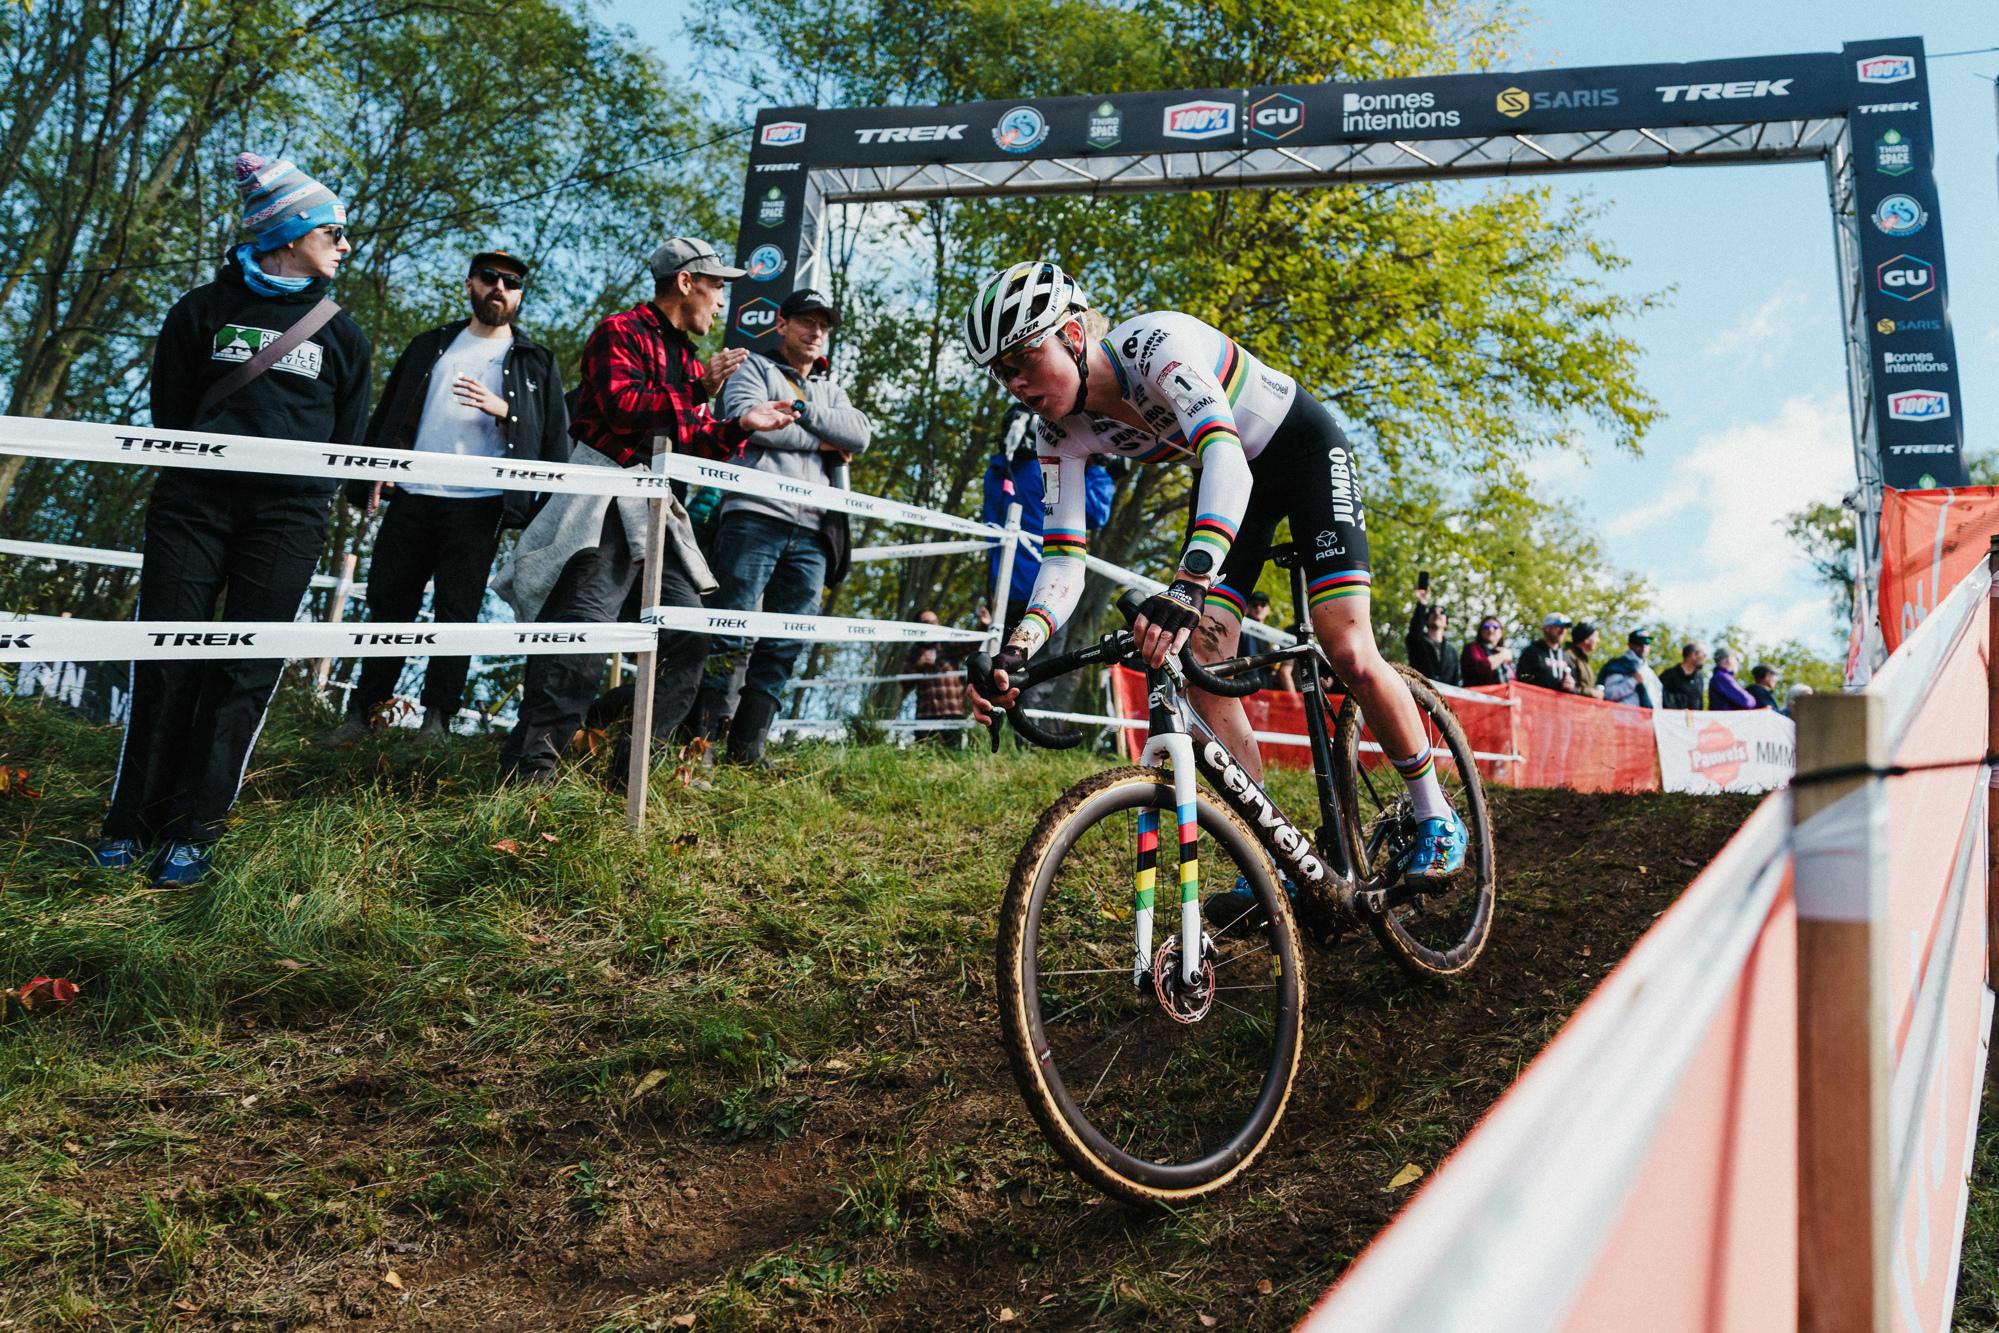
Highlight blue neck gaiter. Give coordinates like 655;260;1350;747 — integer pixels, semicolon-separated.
235;242;316;299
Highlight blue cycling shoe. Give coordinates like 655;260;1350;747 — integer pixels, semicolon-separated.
1397;809;1469;881
1202;872;1297;931
87;838;144;870
150;840;214;890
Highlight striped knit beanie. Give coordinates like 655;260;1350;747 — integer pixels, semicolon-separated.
233;153;346;253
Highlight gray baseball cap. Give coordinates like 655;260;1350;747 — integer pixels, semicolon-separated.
648;236;746;283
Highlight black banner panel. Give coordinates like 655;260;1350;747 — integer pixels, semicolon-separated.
732;109;816;351
1841;39;1966;488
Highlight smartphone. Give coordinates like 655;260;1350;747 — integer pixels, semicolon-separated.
1417;570;1431;591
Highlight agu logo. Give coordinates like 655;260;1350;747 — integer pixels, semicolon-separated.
759;120;807;147
1163;100;1236;140
734;297;778;336
1887;389;1950;422
1249;93;1302;141
1496;87;1530;117
1875;253;1935;302
1689;724;1749;789
1857;55;1916;84
1870;193;1927;237
993;106;1050;153
744;245;787;281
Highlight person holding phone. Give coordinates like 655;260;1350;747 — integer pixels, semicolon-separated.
1405;573;1459;686
328;249;569;745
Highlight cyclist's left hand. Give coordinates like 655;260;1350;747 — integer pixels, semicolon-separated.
1133;579;1203;667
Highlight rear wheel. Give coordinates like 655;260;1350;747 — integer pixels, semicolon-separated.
996;766;1306;1204
1331;665;1497;979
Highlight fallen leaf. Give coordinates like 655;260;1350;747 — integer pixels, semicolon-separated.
670;1317;696;1331
521;932;552;946
627;1069;670;1103
539;832;559;843
997;1310;1016;1324
383;1269;404;1290
1199;1315;1218;1327
491;838;523;855
1387;1162;1424;1190
14;976;80;1009
1257;1279;1274;1295
240;1094;259;1108
172;1297;200;1313
286;893;304;914
275;959;307;971
1637;865;1649;875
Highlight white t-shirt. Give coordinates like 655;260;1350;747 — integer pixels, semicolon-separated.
402;327;512;499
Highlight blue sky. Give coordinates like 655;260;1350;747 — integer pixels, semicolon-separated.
604;0;1994;649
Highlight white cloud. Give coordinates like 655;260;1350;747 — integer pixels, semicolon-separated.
1706;283;1810;368
1607;393;1853;637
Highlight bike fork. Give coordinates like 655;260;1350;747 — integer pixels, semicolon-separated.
1139;731;1203;986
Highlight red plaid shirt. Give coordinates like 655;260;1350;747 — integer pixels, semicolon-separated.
905;642;971;720
570;301;746;467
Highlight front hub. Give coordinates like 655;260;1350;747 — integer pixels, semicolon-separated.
1151;934;1216;1024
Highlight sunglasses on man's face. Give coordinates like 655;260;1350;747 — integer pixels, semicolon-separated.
472;267;525;291
318;225;347;244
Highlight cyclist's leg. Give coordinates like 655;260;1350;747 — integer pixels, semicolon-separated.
1186;494;1281;784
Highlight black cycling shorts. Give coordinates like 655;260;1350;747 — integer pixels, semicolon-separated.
1183;389;1371;621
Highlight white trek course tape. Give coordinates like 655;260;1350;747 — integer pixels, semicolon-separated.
0;415;993;538
0;619;657;664
641;604;987;644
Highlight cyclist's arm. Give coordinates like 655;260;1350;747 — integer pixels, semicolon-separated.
1155;359;1250;584
1005;450;1091;658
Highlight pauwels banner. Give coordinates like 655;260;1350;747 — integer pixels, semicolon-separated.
1652;709;1796;795
1843;37;1968;488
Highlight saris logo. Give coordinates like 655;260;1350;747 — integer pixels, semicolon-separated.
1688;723;1749;788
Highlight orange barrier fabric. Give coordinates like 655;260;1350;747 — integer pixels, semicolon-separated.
1109;668;1660;792
1879;485;1999;654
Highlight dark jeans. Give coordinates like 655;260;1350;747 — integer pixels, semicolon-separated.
348;491;504;720
700;510;829;704
497;506;708;781
104;474;330;846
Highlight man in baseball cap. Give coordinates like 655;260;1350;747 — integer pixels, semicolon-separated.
1600;628;1660;708
1518;611;1576;692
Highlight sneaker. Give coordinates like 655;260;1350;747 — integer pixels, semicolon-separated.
1201;872;1297;931
323;715;373;747
150;840;213;889
1397;810;1469;881
412;711;452;747
87;838;144;871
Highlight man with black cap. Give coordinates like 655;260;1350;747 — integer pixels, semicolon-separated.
1516;612;1578;693
1599;629;1658;708
328;249;569;745
692;287;874;765
494;238;793;785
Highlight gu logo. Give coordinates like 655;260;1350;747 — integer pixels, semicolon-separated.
1249;93;1302;141
1875;253;1935;302
735;297;779;336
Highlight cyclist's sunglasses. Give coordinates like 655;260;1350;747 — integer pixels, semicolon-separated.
472;266;525;291
989;331;1054;384
318;225;347;243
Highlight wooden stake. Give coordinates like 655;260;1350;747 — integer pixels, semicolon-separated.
1987;535;1999;991
1792;690;1891;1333
625;465;670;832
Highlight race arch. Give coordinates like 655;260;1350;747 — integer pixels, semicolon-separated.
728;38;1966;658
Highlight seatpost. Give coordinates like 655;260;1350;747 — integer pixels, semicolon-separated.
1289;560;1310;639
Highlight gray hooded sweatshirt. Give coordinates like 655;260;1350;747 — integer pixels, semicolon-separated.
718;349;872;529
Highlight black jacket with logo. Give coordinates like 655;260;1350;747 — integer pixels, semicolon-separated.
150;250;372;497
343;319;569;527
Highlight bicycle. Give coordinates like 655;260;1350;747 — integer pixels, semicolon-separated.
969;544;1497;1205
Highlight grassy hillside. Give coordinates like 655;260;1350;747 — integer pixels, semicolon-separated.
0;689;1917;1329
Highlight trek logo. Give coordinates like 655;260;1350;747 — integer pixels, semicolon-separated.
735;297;779;336
698;465;732;481
1655;79;1791;103
1875;254;1935;302
1856;101;1919;115
710;616;750;630
349;631;435;646
1887;389;1950;422
854;124;967;144
490;466;567;483
783;619;818;634
1497;86;1619;117
1163;100;1236;140
0;633;32;649
148;631;255;647
1201;739;1327;879
322;452;411;471
1249;93;1302;141
759;120;807;147
754;162;802;173
515;631;586;644
777;481;813;496
213;324;323;379
1856;55;1916;84
116;435;227;457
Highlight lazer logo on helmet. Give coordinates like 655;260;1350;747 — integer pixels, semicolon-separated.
1856;55;1916;84
759;121;807;147
1163;101;1236;140
1887;390;1950;422
1875;254;1935;302
855;124;967;144
1655;79;1791;103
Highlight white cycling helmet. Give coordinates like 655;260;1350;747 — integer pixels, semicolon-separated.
964;261;1089;370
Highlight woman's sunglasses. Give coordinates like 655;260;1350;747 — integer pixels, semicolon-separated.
472;266;525;291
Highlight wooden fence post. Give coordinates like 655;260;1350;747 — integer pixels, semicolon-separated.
314;551;359;694
625;461;669;833
1987;535;1998;990
1792;690;1891;1333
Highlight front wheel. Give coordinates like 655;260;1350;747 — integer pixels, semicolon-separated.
1331;665;1497;980
996;766;1305;1205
